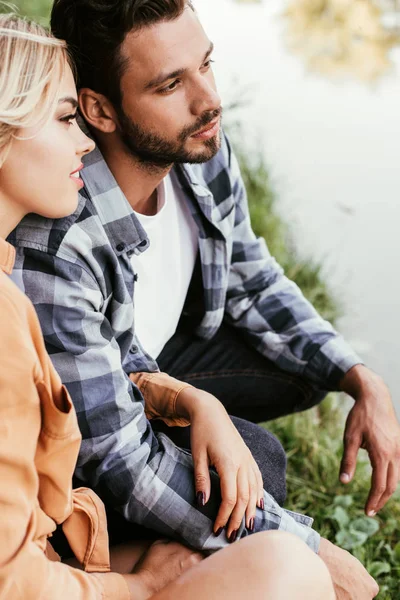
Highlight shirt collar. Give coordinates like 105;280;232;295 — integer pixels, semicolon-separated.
0;237;16;275
81;142;150;256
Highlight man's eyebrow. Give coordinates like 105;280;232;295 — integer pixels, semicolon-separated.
144;41;214;90
58;97;79;109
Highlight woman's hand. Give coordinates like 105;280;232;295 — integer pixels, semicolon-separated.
176;388;264;542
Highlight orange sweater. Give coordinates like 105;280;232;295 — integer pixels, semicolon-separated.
0;238;130;600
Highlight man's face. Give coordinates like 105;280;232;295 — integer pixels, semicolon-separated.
116;7;222;167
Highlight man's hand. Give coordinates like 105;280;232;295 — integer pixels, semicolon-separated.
123;539;202;600
318;537;379;599
176;387;264;541
339;364;400;515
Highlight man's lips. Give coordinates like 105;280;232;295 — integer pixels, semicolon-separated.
191;118;220;140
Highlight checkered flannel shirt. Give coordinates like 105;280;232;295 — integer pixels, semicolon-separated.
8;132;361;552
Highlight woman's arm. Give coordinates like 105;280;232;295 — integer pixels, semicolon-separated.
0;289;129;600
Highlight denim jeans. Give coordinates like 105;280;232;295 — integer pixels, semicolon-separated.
157;321;327;423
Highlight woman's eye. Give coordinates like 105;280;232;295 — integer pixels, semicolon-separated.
59;112;78;126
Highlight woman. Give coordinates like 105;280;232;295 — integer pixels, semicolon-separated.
0;13;336;599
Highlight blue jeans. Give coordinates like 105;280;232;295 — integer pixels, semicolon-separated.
157;322;327;423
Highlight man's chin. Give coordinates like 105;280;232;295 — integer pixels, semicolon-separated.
183;134;221;164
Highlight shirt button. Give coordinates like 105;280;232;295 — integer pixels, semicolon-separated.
116;243;125;252
139;240;147;247
130;345;138;354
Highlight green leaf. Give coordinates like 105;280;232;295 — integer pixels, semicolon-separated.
333;495;354;508
332;506;350;529
350;517;380;538
394;542;400;564
336;529;368;550
369;561;391;579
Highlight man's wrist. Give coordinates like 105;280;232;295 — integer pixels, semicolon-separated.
339;364;382;401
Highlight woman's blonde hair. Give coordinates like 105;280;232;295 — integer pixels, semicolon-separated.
0;13;69;165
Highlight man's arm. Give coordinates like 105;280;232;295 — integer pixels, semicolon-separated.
224;134;400;512
223;135;361;390
12;247;320;552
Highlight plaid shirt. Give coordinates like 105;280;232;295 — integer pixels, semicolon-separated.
9;132;359;552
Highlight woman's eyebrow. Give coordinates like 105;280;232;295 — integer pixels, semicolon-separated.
58;96;79;109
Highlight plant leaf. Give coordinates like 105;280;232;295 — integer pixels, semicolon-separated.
333;495;354;508
350;517;380;538
336;529;368;550
369;561;391;579
332;506;350;529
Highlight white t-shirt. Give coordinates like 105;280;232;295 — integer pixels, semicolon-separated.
130;171;199;358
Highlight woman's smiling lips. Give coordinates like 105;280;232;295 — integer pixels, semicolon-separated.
70;163;84;189
191;118;220;141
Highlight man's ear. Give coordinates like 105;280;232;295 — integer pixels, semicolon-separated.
79;88;118;134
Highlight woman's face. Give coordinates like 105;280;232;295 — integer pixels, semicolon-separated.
0;63;95;222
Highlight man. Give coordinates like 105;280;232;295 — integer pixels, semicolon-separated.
7;0;389;596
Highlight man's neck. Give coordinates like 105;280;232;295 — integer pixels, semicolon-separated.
98;134;172;217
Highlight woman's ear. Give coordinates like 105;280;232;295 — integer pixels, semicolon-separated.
79;89;118;134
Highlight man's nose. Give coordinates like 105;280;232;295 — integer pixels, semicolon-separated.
191;77;221;117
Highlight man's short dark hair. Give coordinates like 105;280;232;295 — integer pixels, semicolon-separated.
51;0;193;107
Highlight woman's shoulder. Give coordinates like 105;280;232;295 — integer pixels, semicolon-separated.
0;270;37;334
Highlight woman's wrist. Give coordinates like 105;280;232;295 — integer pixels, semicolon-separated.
175;386;224;421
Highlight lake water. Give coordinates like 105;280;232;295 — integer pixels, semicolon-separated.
197;0;400;414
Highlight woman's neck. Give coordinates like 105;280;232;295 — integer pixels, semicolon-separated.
0;194;26;240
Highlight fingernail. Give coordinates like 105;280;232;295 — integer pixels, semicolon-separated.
196;491;206;507
229;529;238;543
248;518;255;532
259;498;265;511
214;527;224;537
340;473;350;484
368;510;376;517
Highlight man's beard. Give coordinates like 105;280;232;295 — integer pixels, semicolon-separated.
117;106;222;170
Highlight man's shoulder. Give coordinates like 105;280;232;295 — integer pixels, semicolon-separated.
8;190;102;260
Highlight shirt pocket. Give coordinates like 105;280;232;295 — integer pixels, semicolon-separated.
35;382;81;523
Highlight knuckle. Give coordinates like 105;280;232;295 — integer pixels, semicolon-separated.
374;485;386;495
344;433;355;446
238;493;249;505
224;496;237;508
189;552;203;565
195;474;208;487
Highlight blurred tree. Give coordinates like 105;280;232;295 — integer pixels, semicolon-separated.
2;0;52;22
285;0;400;81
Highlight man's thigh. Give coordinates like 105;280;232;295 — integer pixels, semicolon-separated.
157;323;327;423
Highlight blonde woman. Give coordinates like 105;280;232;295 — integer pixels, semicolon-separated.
0;13;340;600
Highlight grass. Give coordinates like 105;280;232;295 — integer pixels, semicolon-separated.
238;143;400;599
6;1;400;596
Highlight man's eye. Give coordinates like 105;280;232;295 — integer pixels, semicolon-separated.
159;80;180;94
203;59;215;70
